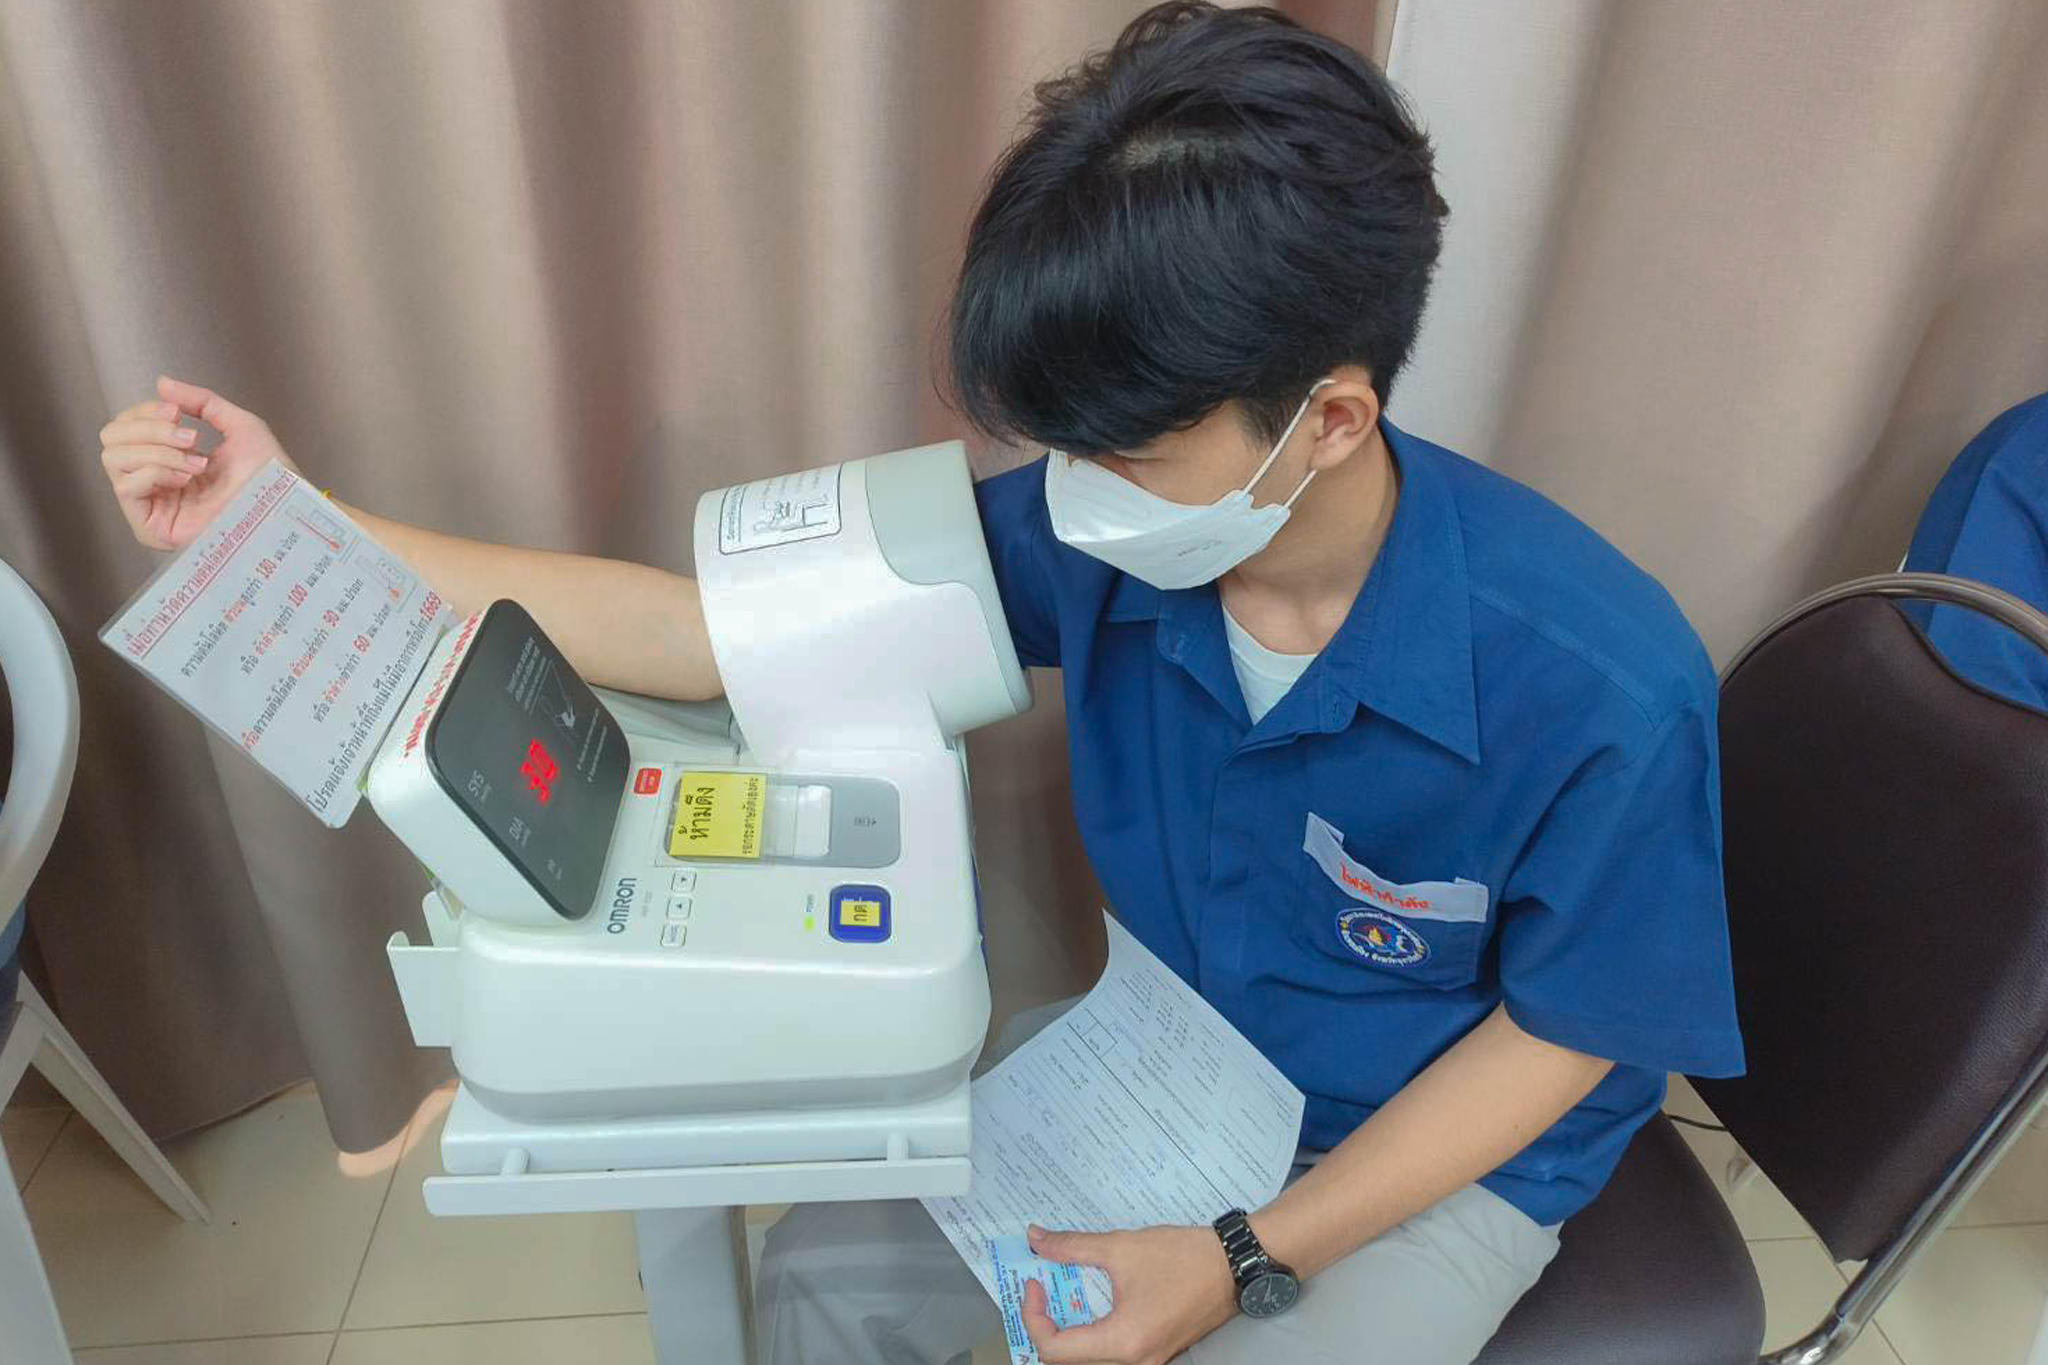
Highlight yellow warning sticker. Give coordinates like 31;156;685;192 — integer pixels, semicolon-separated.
669;771;767;859
840;899;883;927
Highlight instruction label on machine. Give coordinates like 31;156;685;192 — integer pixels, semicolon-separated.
100;459;451;828
668;770;767;858
717;466;841;554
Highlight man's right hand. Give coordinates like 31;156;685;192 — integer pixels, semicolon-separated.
100;375;304;550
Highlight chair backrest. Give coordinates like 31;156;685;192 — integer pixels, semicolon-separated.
0;558;79;919
1696;573;2048;1264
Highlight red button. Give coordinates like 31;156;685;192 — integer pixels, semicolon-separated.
633;767;662;795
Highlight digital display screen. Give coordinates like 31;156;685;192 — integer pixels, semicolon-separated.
424;600;629;920
521;738;558;803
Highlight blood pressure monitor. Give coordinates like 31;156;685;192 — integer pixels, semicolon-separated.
376;439;1032;1164
369;601;632;927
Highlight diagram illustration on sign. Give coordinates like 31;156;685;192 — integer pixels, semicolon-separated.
718;467;843;554
293;503;347;555
754;492;832;537
349;540;412;603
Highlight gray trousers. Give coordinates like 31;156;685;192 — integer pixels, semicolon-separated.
754;999;1563;1365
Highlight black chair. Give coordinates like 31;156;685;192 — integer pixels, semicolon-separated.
1478;572;2048;1364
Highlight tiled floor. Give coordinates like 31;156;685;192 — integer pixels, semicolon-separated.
4;1078;2043;1363
2;1086;1005;1365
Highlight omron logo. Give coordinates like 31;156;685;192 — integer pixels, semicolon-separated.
607;877;637;935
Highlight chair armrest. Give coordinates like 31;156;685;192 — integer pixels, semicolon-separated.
0;560;79;917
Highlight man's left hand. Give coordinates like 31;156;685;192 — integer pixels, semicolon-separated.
1020;1222;1240;1365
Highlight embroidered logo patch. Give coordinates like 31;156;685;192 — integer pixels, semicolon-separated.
1336;908;1430;967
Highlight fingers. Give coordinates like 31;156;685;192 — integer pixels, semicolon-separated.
1022;1279;1126;1365
101;416;203;453
103;441;208;481
1021;1278;1058;1350
156;373;258;433
113;463;195;502
1028;1226;1103;1266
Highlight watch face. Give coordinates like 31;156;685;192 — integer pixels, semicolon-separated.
1240;1269;1300;1318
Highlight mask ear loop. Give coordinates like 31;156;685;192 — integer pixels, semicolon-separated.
1250;377;1336;508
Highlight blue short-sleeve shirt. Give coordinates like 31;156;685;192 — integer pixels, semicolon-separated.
1903;393;2048;712
973;419;1746;1227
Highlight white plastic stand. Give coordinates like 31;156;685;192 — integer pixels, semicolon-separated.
636;1206;751;1365
418;1080;971;1363
425;1151;968;1217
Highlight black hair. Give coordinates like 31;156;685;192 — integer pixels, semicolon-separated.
941;0;1447;455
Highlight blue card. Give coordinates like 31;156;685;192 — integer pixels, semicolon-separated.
986;1234;1114;1364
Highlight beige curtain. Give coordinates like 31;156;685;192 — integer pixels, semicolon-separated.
1387;0;2048;663
3;0;2042;1152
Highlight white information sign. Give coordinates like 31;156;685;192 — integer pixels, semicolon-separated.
101;460;451;827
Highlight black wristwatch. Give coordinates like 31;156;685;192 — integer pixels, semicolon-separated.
1211;1209;1300;1318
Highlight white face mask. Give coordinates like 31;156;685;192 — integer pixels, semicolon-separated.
1044;378;1335;590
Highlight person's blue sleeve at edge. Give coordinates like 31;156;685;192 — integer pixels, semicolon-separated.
1903;393;2048;711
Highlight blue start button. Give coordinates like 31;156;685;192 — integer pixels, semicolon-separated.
829;884;892;944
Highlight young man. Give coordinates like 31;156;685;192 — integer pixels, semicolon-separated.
99;6;1742;1362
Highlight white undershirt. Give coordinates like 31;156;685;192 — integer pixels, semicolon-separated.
1221;604;1319;724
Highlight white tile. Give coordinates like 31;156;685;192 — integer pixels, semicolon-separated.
22;1088;393;1347
1875;1225;2048;1365
330;1314;655;1365
74;1334;337;1365
1954;1118;2048;1228
1672;1121;1816;1242
3;1104;67;1188
1663;1074;1718;1125
1747;1239;1903;1364
343;1109;644;1329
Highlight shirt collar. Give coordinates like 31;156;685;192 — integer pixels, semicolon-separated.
1101;419;1481;763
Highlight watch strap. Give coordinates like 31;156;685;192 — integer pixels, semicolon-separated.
1212;1208;1270;1288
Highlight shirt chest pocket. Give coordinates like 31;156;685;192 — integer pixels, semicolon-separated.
1288;813;1493;992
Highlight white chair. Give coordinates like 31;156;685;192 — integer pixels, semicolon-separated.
0;556;210;1364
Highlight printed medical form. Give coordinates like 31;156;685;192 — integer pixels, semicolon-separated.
924;912;1305;1358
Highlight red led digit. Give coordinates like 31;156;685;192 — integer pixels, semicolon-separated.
520;738;558;804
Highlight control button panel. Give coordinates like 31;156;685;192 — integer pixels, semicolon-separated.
670;869;697;893
666;896;692;921
828;883;891;944
660;923;686;948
